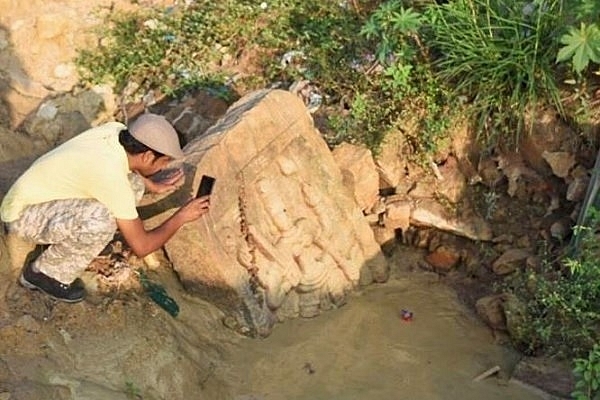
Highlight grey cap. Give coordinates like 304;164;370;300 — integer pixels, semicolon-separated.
128;113;184;159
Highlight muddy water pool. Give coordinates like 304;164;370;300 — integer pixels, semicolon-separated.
222;274;543;400
1;269;546;400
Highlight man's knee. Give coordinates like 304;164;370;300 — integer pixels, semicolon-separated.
80;213;117;242
69;200;117;244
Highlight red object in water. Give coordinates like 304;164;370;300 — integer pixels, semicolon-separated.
401;309;413;321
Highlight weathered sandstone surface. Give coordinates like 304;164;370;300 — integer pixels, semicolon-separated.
142;89;389;337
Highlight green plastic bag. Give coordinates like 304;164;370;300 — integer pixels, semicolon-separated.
137;270;180;317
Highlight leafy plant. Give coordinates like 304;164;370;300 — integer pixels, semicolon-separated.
572;344;600;400
124;380;142;399
556;22;600;74
360;1;423;64
328;91;396;152
352;0;453;157
76;0;598;160
552;0;600;134
573;0;600;21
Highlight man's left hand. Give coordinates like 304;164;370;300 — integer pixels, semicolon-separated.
145;168;185;194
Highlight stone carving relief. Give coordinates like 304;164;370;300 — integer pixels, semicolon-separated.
149;89;388;337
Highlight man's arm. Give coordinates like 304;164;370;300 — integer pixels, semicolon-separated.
117;196;210;257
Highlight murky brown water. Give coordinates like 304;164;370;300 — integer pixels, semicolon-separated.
223;274;542;400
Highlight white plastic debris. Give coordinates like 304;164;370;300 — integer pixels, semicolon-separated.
307;92;323;113
37;102;58;120
143;19;159;30
280;50;305;68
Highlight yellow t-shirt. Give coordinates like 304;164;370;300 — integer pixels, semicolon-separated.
0;122;139;222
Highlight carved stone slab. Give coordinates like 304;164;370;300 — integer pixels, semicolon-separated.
150;89;388;337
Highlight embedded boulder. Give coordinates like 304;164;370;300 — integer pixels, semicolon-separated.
147;89;389;337
331;142;380;212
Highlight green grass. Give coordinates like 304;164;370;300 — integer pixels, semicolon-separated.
77;2;260;99
75;0;594;155
427;0;565;147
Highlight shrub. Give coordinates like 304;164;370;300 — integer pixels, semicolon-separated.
76;0;593;158
344;0;453;157
502;209;600;358
76;0;455;157
572;344;600;400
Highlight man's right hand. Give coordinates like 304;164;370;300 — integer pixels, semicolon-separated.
178;195;211;223
117;195;211;258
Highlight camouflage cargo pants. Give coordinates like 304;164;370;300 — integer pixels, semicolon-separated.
6;173;145;284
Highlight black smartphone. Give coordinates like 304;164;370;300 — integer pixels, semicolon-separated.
196;175;216;198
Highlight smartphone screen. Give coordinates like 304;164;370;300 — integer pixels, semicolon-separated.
196;175;216;198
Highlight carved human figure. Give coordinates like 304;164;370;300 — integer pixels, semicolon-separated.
274;217;346;316
300;182;361;283
218;223;301;311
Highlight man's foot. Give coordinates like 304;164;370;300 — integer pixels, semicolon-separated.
19;263;86;303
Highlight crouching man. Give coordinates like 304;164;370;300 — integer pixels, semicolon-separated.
0;113;210;302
